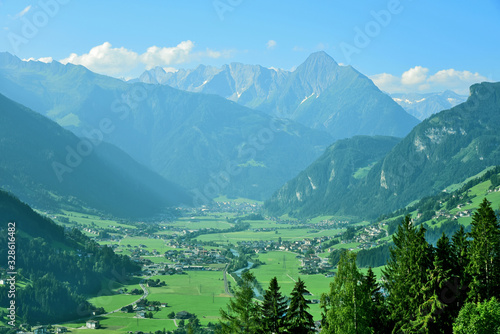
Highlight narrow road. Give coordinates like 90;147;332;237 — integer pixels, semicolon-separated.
223;264;232;296
105;279;149;315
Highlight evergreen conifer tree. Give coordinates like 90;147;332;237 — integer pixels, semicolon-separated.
219;271;260;333
287;278;315;334
260;276;288;334
466;198;500;302
382;215;432;332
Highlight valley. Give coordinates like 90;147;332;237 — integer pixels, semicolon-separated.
4;162;500;333
0;5;498;330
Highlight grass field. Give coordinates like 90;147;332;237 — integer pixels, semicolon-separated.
146;271;231;325
88;277;143;312
164;215;233;230
196;228;344;244
55;210;136;229
63;313;178;333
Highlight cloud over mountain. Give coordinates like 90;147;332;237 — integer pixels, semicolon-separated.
371;66;489;94
59;41;232;77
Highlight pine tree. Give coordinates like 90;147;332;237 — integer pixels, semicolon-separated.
466;198;500;302
382;215;433;332
287;278;315;334
363;267;389;333
408;237;453;333
322;251;373;334
219;271;260;333
260;277;288;334
451;225;470;309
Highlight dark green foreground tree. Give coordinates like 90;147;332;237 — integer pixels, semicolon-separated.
466;198;500;303
260;276;288;333
219;271;260;333
287;278;315;334
383;215;433;332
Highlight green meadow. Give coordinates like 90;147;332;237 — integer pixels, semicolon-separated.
196;227;343;244
54;210;136;229
147;271;231;325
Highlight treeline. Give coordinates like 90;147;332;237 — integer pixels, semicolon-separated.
0;190;141;324
323;198;500;333
219;198;500;333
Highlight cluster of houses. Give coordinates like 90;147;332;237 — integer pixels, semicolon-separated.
164;247;228;266
351;224;387;246
300;254;333;274
14;325;70;334
236;237;333;254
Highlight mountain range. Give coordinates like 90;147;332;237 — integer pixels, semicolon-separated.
391;90;468;121
0;92;190;218
0;52;332;202
265;81;500;219
136;51;419;140
0;51;424;207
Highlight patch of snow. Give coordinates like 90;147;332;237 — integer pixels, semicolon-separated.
300;92;315;105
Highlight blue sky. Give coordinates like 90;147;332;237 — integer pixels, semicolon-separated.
1;0;499;94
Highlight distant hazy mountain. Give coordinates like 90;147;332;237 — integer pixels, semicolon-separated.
391;91;468;121
0;92;191;218
137;51;419;139
0;52;332;201
265;82;500;219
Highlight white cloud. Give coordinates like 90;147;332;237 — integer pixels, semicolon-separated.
370;67;490;94
401;66;429;85
140;41;194;69
38;57;53;63
267;40;277;50
163;67;178;73
293;46;305;52
59;41;230;77
370;73;401;93
14;5;31;19
428;69;487;86
23;57;53;63
60;42;139;76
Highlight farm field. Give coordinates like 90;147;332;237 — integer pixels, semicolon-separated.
196;227;344;244
146;271;231;325
162;215;233;230
54;210;136;229
63;313;178;334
